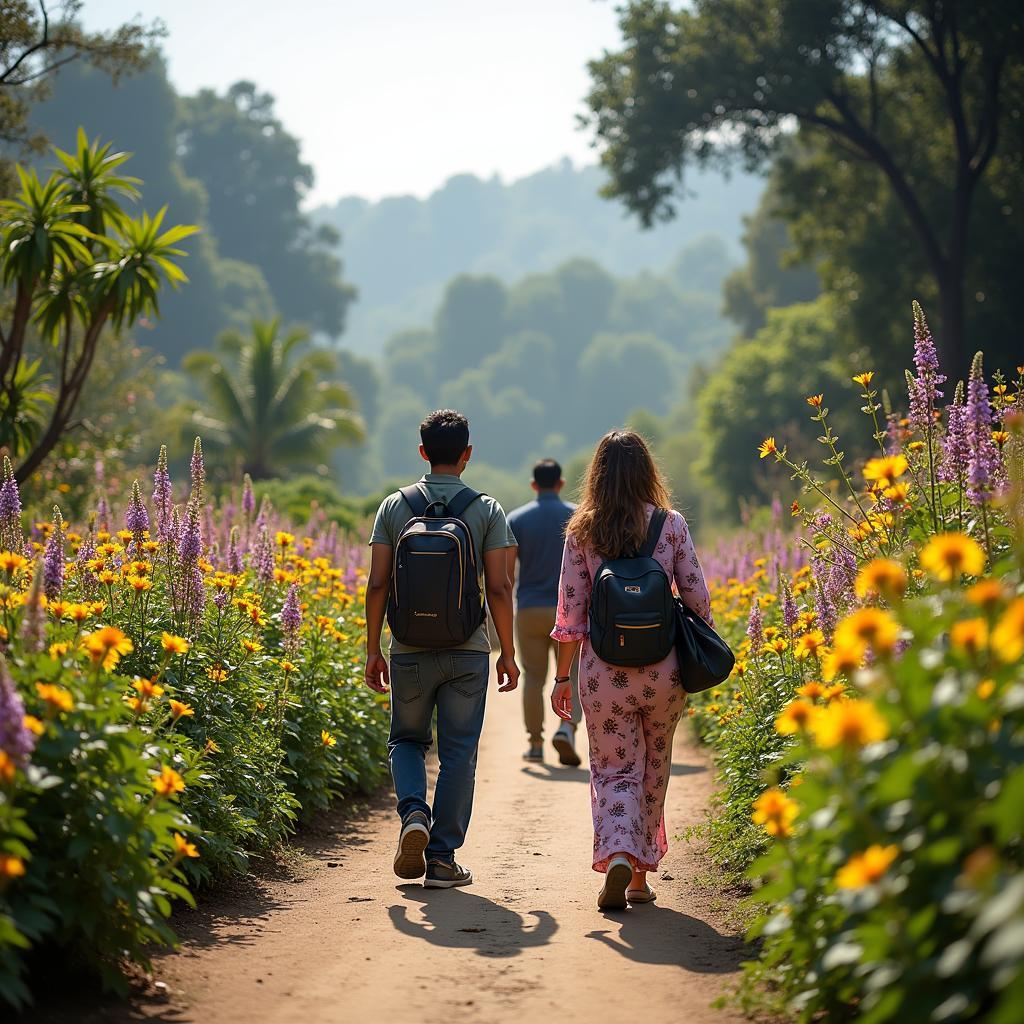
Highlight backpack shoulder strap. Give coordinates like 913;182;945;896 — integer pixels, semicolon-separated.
399;484;430;519
445;487;485;521
640;508;669;559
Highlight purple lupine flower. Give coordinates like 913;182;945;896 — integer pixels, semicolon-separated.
811;556;838;641
781;579;798;633
242;474;255;518
20;565;45;654
213;589;229;611
190;436;205;504
152;445;173;541
256;524;274;585
75;533;97;597
939;380;969;485
42;506;65;599
0;456;23;553
95;494;110;532
125;480;150;540
907;301;946;433
746;600;763;651
281;583;302;651
177;502;202;566
227;526;243;574
0;657;35;763
965;352;1003;504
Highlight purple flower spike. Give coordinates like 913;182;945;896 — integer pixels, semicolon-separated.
939;381;969;485
227;526;243;574
242;474;256;518
125;480;150;539
152;445;173;541
781;579;798;632
746;600;763;650
907;301;946;432
0;656;34;764
178;501;202;566
965;352;1003;504
256;525;274;585
190;437;206;504
43;506;65;599
282;583;302;652
0;456;23;553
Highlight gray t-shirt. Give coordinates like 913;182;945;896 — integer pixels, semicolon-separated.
369;472;517;655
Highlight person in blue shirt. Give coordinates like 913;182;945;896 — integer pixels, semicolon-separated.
506;459;582;765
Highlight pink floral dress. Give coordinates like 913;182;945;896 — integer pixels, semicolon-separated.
551;506;712;873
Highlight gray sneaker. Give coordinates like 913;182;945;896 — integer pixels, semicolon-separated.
393;811;430;879
552;723;582;767
523;744;544;762
423;858;473;889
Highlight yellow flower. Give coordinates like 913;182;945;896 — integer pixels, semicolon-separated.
320;730;337;748
794;630;826;660
835;844;899;889
992;430;1009;447
161;632;190;655
0;751;15;784
950;618;989;655
920;532;986;581
863;455;908;486
168;699;195;720
207;666;228;683
758;437;778;459
153;765;185;798
810;699;889;750
48;641;70;658
125;696;146;714
752;788;798;838
126;575;152;592
275;531;295;549
834;608;900;656
36;682;73;713
775;700;818;735
241;638;263;653
0;854;26;879
882;482;910;504
280;660;296;674
806;394;824;408
852;371;875;387
992;598;1024;664
976;679;996;700
795;681;826;701
967;579;1005;610
855;559;907;601
82;626;133;671
0;551;28;575
23;715;44;736
172;832;200;859
133;677;165;699
204;739;221;755
822;683;847;703
790;501;801;517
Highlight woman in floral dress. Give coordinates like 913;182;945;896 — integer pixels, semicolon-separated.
550;430;712;910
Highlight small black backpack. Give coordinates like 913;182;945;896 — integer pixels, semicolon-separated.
589;508;675;667
386;483;486;649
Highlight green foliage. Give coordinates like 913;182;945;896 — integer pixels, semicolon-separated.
694;297;863;513
0;456;389;1007
178;82;354;338
0;133;196;482
584;0;1023;373
181;319;365;480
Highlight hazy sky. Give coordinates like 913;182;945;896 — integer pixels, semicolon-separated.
80;0;625;204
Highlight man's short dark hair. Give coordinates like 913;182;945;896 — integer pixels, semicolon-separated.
420;409;470;465
533;459;562;489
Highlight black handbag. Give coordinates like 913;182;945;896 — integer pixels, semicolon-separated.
673;597;735;694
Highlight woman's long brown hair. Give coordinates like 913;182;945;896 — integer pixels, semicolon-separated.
567;430;672;560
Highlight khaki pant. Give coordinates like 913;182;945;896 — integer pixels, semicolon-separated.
515;605;581;745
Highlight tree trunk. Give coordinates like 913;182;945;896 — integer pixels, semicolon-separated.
938;261;967;379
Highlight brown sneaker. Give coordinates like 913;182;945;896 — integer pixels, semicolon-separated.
393;812;430;879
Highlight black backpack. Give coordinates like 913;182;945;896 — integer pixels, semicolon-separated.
589;508;675;667
386;483;486;649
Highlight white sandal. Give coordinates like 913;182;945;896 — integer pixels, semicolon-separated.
597;856;632;910
626;884;656;904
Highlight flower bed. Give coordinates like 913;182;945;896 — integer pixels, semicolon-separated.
688;305;1024;1021
0;441;387;1007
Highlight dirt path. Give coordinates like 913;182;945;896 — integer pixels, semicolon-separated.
38;672;748;1024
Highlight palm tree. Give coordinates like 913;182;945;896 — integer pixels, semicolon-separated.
184;319;364;479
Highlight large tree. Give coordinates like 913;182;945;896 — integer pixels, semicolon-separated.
177;82;354;339
585;0;1024;374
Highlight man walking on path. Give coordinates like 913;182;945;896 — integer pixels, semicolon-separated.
507;459;582;766
364;409;520;890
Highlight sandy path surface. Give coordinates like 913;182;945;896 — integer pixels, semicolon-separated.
32;671;748;1024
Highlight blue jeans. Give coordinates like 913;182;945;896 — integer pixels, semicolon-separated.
388;650;490;861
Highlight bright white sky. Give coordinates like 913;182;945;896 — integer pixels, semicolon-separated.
80;0;625;203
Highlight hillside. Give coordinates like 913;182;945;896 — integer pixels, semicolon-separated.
314;159;764;355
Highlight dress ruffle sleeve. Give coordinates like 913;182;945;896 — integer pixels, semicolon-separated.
550;531;592;642
670;510;714;627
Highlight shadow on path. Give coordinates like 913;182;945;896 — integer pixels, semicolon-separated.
585;904;746;973
389;885;558;957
